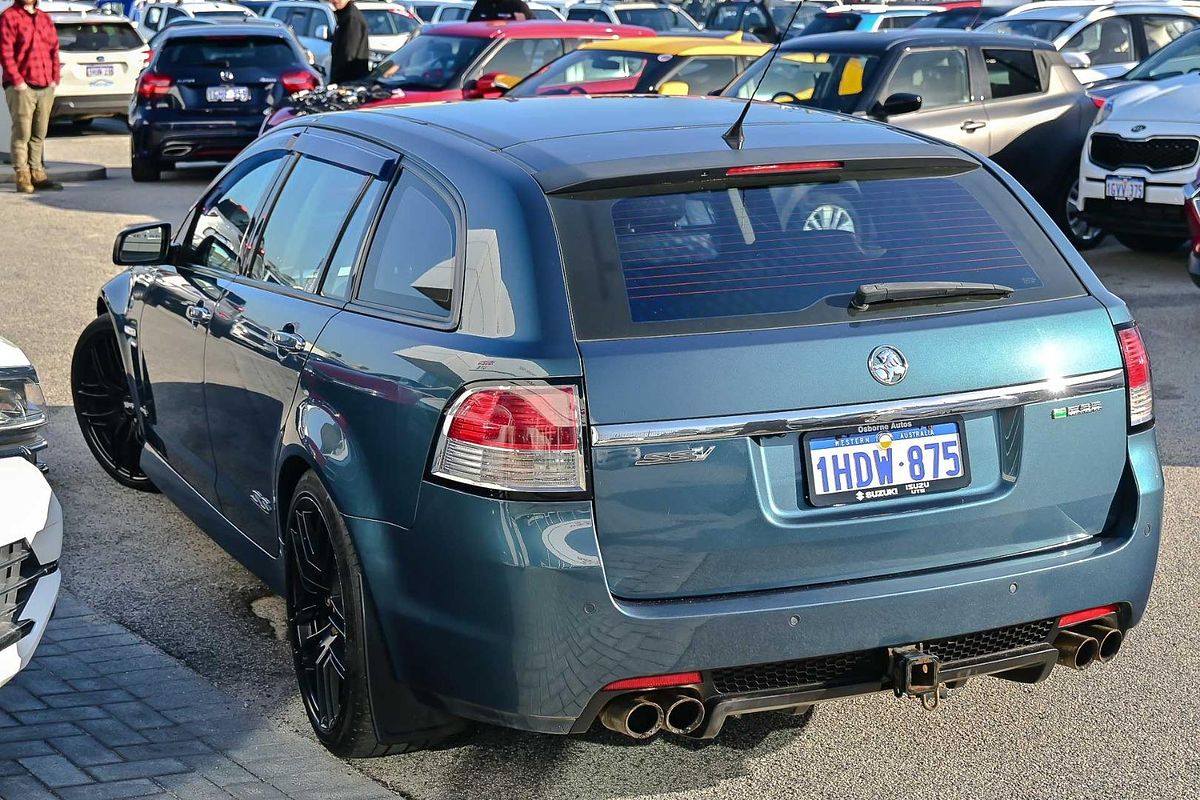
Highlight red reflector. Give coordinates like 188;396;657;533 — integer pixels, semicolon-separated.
280;69;319;93
1059;604;1119;627
727;161;843;177
1090;94;1105;109
603;672;703;692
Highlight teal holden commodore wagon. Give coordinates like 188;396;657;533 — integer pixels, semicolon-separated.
75;94;1161;756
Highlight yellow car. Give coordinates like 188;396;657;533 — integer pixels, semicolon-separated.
507;35;770;98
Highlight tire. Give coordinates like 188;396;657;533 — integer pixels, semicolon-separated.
131;156;161;183
1113;232;1186;253
1053;175;1106;251
285;471;461;757
71;316;158;492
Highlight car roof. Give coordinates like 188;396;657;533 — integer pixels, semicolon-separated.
1000;1;1200;20
781;28;1054;51
157;20;296;38
50;12;139;24
428;19;657;37
170;1;252;11
822;5;940;13
572;1;679;7
579;34;768;54
312;95;974;193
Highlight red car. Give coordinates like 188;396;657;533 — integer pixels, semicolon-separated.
262;20;655;130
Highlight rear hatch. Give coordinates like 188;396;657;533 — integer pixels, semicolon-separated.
156;35;300;113
550;160;1128;600
56;21;146;94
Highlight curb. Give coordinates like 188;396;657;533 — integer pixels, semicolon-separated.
0;160;107;183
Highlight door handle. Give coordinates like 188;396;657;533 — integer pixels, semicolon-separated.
271;329;306;352
185;304;212;326
960;120;987;132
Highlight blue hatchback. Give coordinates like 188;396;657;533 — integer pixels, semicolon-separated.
76;96;1163;755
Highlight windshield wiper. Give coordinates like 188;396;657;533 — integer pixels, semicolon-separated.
851;281;1014;310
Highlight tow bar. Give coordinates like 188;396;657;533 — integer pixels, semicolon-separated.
892;649;943;711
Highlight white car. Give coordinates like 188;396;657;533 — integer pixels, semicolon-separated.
0;336;61;691
979;1;1200;84
49;12;148;126
1078;74;1199;253
131;0;255;39
266;0;419;75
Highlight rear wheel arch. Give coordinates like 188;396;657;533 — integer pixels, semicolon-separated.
276;451;318;540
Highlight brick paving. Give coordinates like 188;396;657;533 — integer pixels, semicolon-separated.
0;594;398;800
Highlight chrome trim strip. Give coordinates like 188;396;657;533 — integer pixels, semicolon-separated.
590;369;1125;448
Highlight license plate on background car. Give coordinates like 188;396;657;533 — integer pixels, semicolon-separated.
1105;175;1145;202
206;86;250;103
802;417;971;507
85;64;114;78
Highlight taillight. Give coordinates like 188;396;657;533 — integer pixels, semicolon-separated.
603;672;703;691
1117;324;1152;429
143;48;153;65
137;72;173;99
1090;94;1105;109
280;69;319;93
431;382;587;494
726;161;843;177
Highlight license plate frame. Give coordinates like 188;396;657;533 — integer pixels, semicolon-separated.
85;64;115;78
801;415;971;508
1105;174;1145;202
206;85;251;103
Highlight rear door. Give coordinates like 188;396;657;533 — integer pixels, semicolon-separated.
158;34;299;115
550;164;1127;600
882;47;988;151
203;131;396;552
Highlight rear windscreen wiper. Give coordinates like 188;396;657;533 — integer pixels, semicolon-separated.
851;281;1014;310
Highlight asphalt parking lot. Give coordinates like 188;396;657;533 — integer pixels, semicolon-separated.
2;123;1199;800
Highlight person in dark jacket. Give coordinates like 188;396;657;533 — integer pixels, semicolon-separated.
467;0;531;22
328;0;370;84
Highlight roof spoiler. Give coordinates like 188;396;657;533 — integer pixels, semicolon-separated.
541;154;980;196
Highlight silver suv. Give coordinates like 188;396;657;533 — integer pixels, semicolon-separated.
979;1;1200;83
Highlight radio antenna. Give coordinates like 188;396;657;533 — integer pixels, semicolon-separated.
723;0;806;150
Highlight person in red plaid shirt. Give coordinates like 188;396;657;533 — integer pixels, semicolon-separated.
1;0;62;193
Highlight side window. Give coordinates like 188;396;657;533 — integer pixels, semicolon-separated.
164;6;185;22
248;157;368;293
186;153;285;274
1143;15;1197;55
982;49;1043;98
568;8;607;21
357;170;457;319
669;56;738;95
441;6;469;20
884;48;970;109
880;14;922;30
1065;18;1133;66
480;38;564;78
321;180;385;300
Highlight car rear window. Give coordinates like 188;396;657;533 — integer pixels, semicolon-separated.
158;36;297;68
801;12;861;34
363;8;418;35
550;169;1085;339
56;22;142;52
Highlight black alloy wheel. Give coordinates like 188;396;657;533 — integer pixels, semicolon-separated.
71;316;157;492
288;491;351;737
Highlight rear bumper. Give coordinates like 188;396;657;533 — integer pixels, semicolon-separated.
131;114;264;163
347;428;1163;736
52;93;130;119
0;457;62;689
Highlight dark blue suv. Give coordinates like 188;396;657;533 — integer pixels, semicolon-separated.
129;24;319;182
77;97;1162;757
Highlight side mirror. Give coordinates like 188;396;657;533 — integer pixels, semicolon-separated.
1062;50;1092;70
304;48;317;66
491;73;521;92
658;80;690;96
314;24;331;41
465;72;517;98
869;91;922;120
113;221;172;266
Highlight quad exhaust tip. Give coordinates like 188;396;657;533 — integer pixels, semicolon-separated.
599;695;664;739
